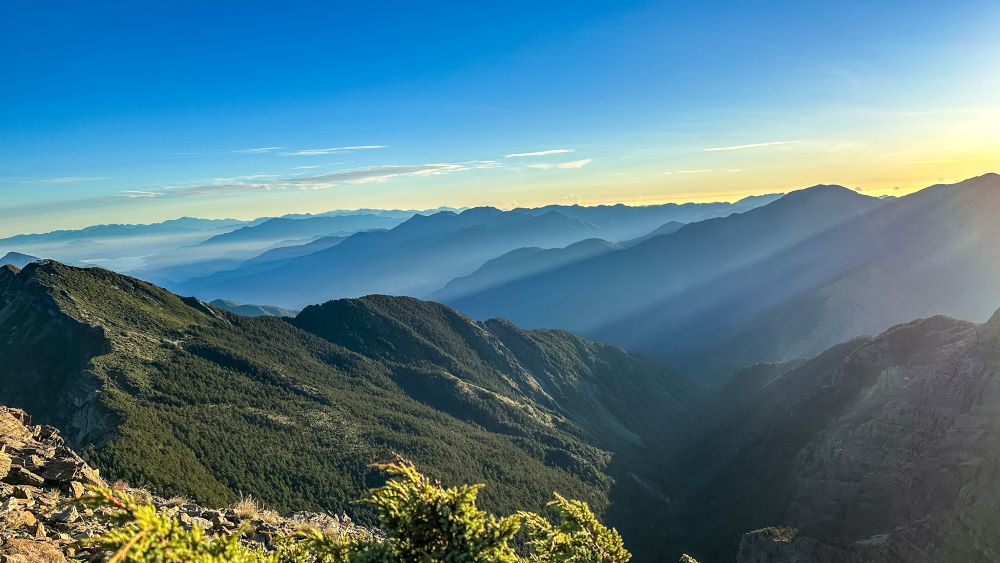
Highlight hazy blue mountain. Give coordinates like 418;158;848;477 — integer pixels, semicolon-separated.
280;207;462;220
0;217;251;272
708;172;1000;372
446;174;1000;383
0;217;249;245
445;185;885;367
208;298;299;317
619;221;686;247
136;214;404;284
176;198;782;308
0;251;39;268
431;238;622;302
241;235;347;266
512;194;781;242
177;207;604;307
197;214;406;247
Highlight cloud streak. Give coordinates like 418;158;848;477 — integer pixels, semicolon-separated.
703;141;797;152
527;158;592;171
121;190;165;199
505;149;575;158
34;176;110;184
282;145;387;156
233;147;283;154
119;161;499;199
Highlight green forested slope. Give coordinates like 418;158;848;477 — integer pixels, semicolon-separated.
0;261;696;559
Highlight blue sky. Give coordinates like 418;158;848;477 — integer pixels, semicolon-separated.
2;0;999;236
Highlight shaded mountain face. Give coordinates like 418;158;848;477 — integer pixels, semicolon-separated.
176;197;780;309
712;172;1000;372
619;220;686;247
0;261;697;560
445;185;884;363
659;310;1000;563
0;252;38;268
430;238;622;302
446;174;1000;381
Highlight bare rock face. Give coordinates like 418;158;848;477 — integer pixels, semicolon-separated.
0;406;105;560
736;313;1000;562
0;405;371;561
1;538;67;563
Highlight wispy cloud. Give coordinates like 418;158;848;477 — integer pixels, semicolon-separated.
557;158;591;169
121;190;165;199
505;149;575;158
291;165;320;170
677;169;712;174
118;161;499;199
527;158;592;171
703;141;797;152
34;176;110;184
282;145;387;157
233;147;283;154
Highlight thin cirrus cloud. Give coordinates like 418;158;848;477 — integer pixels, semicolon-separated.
282;145;387;157
526;158;592;171
702;140;798;152
121;190;165;199
505;149;575;158
233;147;284;154
119;161;499;199
33;176;110;184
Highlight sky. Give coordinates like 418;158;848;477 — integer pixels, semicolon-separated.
2;0;999;237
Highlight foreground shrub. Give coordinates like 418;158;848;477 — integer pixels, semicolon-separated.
78;459;632;562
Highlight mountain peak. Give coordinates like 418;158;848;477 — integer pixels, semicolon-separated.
0;251;39;269
784;183;861;198
767;184;879;210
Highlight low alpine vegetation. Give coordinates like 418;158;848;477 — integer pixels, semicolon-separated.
78;458;643;563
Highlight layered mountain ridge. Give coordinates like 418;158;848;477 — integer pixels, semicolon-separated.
446;174;1000;382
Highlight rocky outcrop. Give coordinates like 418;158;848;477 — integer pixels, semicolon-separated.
0;406;103;561
0;405;369;561
730;313;1000;562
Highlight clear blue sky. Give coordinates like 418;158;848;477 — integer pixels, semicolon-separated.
2;0;998;236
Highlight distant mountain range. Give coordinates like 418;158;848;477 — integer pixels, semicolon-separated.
431;238;624;302
0;217;254;273
196;214;406;247
445;174;1000;382
173;195;782;308
134;214;406;284
208;299;299;317
0;209;446;280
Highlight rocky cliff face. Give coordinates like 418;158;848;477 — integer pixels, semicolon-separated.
720;312;1000;562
